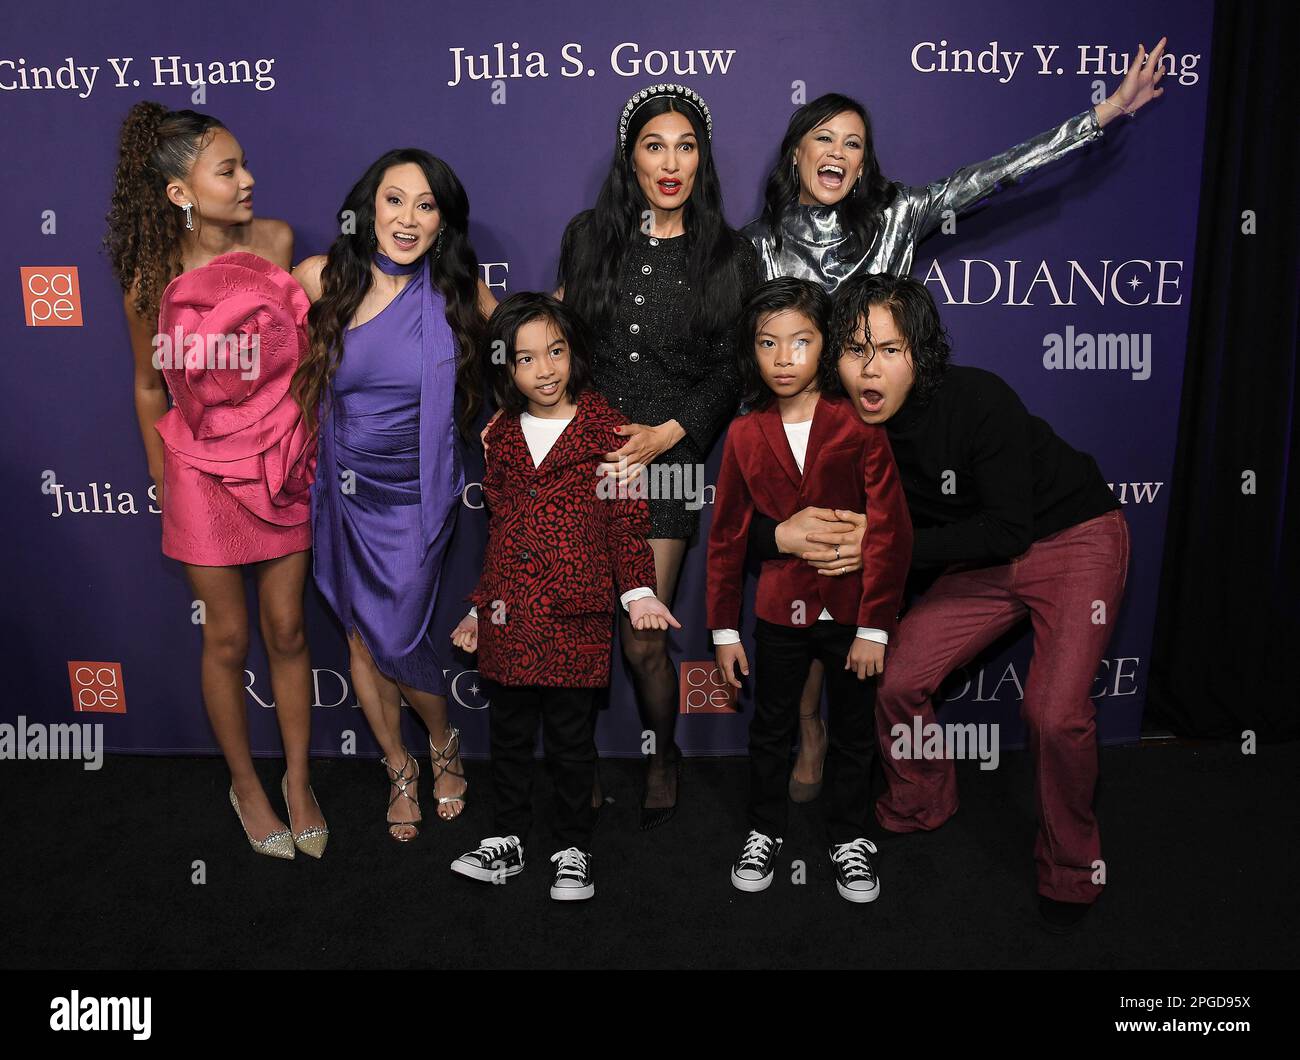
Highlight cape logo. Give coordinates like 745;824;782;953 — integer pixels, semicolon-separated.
21;266;83;326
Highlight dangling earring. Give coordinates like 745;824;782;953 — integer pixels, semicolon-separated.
369;228;378;248
433;229;444;261
182;203;194;231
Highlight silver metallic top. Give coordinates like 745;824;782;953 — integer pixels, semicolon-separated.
742;108;1103;290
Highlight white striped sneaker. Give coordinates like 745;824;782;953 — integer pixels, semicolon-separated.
731;830;783;892
549;847;594;901
829;838;880;903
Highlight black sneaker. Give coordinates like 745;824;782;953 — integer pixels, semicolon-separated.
549;847;594;901
450;836;524;883
829;838;881;903
731;830;783;892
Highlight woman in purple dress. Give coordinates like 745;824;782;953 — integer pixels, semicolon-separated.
293;149;496;840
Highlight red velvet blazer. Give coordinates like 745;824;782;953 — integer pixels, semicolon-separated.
469;388;657;686
707;393;913;635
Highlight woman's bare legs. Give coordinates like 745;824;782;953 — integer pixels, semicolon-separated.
398;683;465;820
184;562;286;842
348;629;465;834
348;629;417;839
618;537;688;817
253;550;323;831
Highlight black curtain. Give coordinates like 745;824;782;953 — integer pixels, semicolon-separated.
1147;0;1300;739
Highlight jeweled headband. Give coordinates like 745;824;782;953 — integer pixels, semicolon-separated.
618;83;713;150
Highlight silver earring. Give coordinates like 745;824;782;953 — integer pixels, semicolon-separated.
182;203;194;231
433;229;444;261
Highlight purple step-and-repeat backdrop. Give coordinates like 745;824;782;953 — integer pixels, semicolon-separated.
3;0;1212;758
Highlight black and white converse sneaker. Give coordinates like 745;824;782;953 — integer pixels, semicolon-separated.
731;830;783;892
829;838;880;903
450;836;524;883
549;847;594;901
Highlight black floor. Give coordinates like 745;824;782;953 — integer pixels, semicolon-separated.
2;741;1296;969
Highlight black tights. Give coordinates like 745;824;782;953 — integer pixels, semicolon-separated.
616;537;687;804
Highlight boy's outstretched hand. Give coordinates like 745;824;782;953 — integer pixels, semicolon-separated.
715;642;750;690
629;596;681;632
846;638;885;680
451;613;478;653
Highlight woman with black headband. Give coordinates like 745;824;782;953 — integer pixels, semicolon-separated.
556;83;760;828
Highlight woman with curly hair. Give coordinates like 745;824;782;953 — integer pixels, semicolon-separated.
292;149;496;841
106;101;325;860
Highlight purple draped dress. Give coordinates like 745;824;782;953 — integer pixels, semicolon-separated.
311;251;463;694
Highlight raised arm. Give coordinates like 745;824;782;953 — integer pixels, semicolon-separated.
912;36;1168;241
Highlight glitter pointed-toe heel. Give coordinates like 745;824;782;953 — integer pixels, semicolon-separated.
281;774;329;859
229;785;295;860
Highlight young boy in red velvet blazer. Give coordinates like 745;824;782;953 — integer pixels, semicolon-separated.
709;278;912;902
449;293;678;902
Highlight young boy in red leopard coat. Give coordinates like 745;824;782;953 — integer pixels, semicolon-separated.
450;293;678;901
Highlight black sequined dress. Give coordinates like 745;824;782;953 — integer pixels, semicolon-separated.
590;229;759;539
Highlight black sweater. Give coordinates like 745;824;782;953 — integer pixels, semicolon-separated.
750;366;1119;569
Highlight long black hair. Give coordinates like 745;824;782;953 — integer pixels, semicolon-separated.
557;89;753;339
481;292;594;421
292;148;486;436
736;278;837;411
829;273;952;404
757;93;898;260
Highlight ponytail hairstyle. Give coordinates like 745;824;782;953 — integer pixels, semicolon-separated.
292;148;487;438
757;93;897;261
736;277;835;411
104;101;227;321
480;292;594;424
557;90;753;341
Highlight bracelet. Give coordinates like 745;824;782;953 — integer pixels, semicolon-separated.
1100;97;1133;118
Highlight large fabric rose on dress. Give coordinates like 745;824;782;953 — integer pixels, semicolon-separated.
155;252;316;526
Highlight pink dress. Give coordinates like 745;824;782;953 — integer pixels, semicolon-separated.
154;252;316;566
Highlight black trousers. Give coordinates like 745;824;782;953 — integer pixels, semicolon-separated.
487;682;598;852
749;618;878;846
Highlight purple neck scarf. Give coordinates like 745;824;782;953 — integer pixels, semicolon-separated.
360;250;462;552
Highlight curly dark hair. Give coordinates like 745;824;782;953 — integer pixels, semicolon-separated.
104;101;226;321
735;278;837;411
481;293;594;421
829;273;952;405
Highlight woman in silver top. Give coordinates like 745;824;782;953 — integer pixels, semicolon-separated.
743;38;1169;800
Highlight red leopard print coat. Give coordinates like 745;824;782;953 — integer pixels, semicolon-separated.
469;388;658;687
